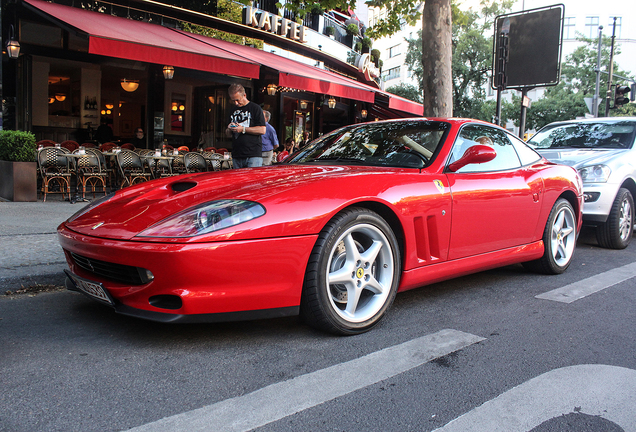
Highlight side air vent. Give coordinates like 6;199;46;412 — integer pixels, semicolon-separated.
171;181;197;192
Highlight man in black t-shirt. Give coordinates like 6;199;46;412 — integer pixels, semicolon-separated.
226;83;266;168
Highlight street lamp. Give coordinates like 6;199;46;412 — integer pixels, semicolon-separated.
5;25;20;59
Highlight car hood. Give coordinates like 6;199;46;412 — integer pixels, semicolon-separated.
62;164;409;242
536;148;628;169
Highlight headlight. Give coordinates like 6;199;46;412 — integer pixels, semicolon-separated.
67;192;116;222
137;200;266;238
578;165;610;183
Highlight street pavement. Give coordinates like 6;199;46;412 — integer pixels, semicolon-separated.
0;196;86;291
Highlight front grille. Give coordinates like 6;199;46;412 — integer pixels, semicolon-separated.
69;252;148;285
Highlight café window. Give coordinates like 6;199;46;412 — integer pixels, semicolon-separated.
170;95;186;132
164;82;192;135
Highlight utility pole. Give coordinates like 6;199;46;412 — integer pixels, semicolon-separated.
604;17;617;117
593;26;603;117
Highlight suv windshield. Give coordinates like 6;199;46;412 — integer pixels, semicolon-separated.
528;121;636;150
286;120;450;168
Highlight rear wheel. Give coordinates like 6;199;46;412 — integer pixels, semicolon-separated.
524;198;577;275
596;188;633;249
300;208;400;335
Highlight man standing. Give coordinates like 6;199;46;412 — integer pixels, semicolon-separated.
226;83;266;168
261;110;279;165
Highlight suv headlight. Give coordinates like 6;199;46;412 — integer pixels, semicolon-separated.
578;165;611;183
138;200;266;238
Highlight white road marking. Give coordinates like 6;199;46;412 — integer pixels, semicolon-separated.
432;364;636;432
127;329;485;432
535;262;636;303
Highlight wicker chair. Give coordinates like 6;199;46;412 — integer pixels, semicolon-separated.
60;140;79;152
184;152;208;174
73;149;107;199
200;151;221;171
37;147;72;201
121;143;135;151
86;148;114;191
116;150;151;188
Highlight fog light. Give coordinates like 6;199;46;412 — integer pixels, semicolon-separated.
583;192;600;202
144;269;155;282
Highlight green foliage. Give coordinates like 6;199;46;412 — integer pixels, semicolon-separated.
346;23;359;36
385;83;422;103
181;0;263;48
516;35;635;129
371;48;381;59
362;37;372;49
325;26;335;36
355;41;362;52
0;130;37;162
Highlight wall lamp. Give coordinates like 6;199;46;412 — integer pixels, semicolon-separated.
5;25;20;59
300;100;308;110
361;109;368;119
163;66;175;80
328;97;336;109
267;84;277;96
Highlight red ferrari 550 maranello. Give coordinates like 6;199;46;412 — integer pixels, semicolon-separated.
58;118;583;334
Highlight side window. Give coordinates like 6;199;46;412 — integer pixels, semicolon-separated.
450;125;522;173
507;132;542;166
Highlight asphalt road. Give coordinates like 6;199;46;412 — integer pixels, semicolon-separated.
1;227;635;432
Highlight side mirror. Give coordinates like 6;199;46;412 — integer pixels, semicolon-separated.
447;144;497;172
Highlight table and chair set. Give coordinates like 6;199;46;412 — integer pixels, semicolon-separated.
35;140;233;202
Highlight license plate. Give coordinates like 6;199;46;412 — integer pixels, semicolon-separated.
65;270;114;306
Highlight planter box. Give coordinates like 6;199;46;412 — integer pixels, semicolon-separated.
0;160;37;202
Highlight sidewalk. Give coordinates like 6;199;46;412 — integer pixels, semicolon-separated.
0;196;86;291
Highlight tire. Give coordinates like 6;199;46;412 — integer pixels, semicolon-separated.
524;198;577;275
596;188;633;249
300;207;400;335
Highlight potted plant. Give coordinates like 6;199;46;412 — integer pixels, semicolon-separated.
346;23;359;36
362;37;372;53
371;49;382;68
0;130;37;202
325;26;335;38
355;41;362;52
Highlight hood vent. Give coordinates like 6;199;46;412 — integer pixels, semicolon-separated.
171;181;197;193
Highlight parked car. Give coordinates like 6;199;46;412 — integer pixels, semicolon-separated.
58;118;582;335
528;117;636;249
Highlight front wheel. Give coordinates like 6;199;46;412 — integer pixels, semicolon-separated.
300;208;400;335
596;188;633;249
524;198;577;275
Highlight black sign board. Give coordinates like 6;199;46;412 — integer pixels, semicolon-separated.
492;5;564;89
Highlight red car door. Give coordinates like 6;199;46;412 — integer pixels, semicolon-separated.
446;125;544;260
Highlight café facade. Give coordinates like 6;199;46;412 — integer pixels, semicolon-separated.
1;0;423;150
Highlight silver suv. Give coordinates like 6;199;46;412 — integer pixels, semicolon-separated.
528;117;636;249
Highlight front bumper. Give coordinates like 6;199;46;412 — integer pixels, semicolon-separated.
58;225;317;322
581;182;622;223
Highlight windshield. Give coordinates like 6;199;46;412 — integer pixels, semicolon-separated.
286;120;450;168
528;121;636;150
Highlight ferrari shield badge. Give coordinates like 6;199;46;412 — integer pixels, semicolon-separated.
433;179;444;194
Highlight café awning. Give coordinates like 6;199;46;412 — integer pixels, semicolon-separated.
23;0;260;79
178;30;377;103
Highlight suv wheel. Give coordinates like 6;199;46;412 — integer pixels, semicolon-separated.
597;187;634;249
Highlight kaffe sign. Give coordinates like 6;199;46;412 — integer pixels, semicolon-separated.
244;7;308;43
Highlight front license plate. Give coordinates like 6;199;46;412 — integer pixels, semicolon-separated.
65;270;114;306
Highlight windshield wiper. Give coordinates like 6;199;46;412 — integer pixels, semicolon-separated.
312;157;366;164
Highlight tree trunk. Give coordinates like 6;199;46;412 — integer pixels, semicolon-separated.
422;0;453;117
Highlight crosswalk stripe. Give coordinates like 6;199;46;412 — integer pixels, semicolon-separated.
535;262;636;303
127;329;485;432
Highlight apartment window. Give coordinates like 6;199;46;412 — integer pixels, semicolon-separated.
584;16;599;38
608;16;622;39
389;44;401;58
382;66;401;81
563;17;575;39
